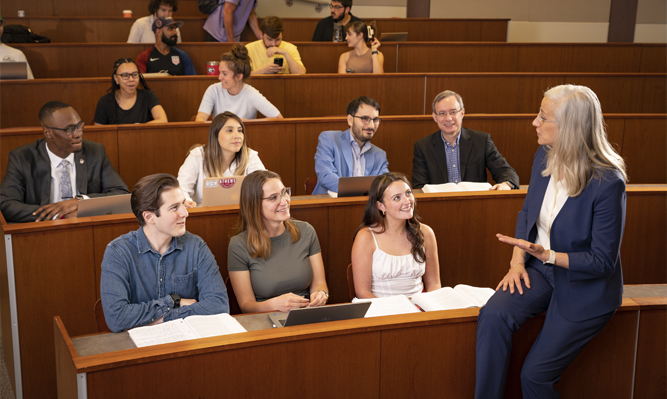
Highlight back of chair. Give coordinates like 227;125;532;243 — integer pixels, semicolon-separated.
305;176;318;195
224;277;243;315
94;298;112;333
346;263;356;301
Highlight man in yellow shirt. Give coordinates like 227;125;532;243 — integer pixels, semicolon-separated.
246;16;306;75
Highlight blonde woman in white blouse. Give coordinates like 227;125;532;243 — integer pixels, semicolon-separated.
178;111;265;207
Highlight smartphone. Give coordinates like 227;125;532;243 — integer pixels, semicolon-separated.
273;58;284;67
366;25;375;42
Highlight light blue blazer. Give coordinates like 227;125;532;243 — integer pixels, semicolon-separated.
313;129;389;195
517;146;626;322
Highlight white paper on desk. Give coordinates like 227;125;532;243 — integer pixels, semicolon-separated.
184;313;246;338
327;190;338;198
128;313;247;348
128;319;198;347
352;295;421;317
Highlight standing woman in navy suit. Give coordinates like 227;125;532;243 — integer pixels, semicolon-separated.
475;84;628;398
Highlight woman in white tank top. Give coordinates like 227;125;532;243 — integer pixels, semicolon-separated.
351;172;441;298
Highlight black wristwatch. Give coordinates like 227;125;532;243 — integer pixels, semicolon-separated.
170;294;181;308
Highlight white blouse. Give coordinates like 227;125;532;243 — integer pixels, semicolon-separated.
535;175;569;251
177;146;265;205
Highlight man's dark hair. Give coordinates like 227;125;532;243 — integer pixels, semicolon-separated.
346;96;380;116
131;173;180;226
260;16;284;39
38;101;71;125
148;0;178;14
337;0;353;10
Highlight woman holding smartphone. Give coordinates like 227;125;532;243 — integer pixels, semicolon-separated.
338;21;384;74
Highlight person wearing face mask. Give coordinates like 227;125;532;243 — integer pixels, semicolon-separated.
227;170;329;313
127;0;182;43
195;44;282;121
136;17;196;75
177;112;265;207
351;172;441;298
94;58;168;125
246;16;306;75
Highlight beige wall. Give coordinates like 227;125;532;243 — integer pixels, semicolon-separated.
429;0;665;42
256;0;406;19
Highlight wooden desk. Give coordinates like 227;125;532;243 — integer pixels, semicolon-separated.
10;42;665;79
2;189;666;399
1;73;665;128
2;115;665;194
53;296;666;398
1;16;508;42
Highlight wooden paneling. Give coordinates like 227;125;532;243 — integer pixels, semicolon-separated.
13;42;664;79
621;190;667;284
1;74;665;128
282;74;426;117
2;115;665;195
12;226;98;399
1;16;206;43
622;117;667;184
3;189;666;399
3;15;508;41
86;332;382;399
639;45;667;73
632;299;667;399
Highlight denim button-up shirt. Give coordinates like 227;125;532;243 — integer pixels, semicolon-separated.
101;227;228;332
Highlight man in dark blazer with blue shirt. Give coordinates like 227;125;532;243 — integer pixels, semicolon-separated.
412;90;519;190
0;101;129;223
313;96;389;194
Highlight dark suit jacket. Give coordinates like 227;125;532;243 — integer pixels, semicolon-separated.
517;146;625;321
411;128;519;189
0;138;130;223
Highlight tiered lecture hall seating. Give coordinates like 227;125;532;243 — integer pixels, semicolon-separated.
0;2;665;398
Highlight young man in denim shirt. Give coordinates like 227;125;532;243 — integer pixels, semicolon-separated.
100;173;228;332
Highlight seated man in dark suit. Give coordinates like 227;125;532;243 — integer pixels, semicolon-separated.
0;101;130;223
412;90;519;190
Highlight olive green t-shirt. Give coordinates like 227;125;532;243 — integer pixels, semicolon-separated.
227;220;321;302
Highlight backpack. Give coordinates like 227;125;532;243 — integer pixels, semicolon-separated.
198;0;220;15
1;24;51;43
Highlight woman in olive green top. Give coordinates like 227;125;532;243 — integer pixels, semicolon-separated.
227;170;329;313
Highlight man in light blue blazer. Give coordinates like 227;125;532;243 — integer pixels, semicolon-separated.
313;96;389;195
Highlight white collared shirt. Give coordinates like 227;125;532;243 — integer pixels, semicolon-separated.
45;144;77;203
535;175;569;251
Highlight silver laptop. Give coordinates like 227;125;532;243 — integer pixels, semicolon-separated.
380;32;408;41
201;175;246;207
77;194;132;217
268;302;371;328
0;62;28;80
337;175;378;197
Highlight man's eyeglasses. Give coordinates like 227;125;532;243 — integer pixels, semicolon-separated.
329;3;344;10
435;109;462;118
535;114;557;126
263;187;291;204
43;121;85;136
352;115;382;125
116;72;139;80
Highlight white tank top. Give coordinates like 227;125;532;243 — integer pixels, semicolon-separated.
369;228;425;297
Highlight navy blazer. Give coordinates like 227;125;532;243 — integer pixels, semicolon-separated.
313;129;389;194
0;138;130;223
411;128;519;189
517;146;626;322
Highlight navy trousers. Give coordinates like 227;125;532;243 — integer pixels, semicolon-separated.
475;263;615;399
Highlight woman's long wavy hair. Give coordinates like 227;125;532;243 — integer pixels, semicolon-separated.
232;170;300;259
191;111;250;178
355;172;426;263
542;84;628;196
106;58;150;124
